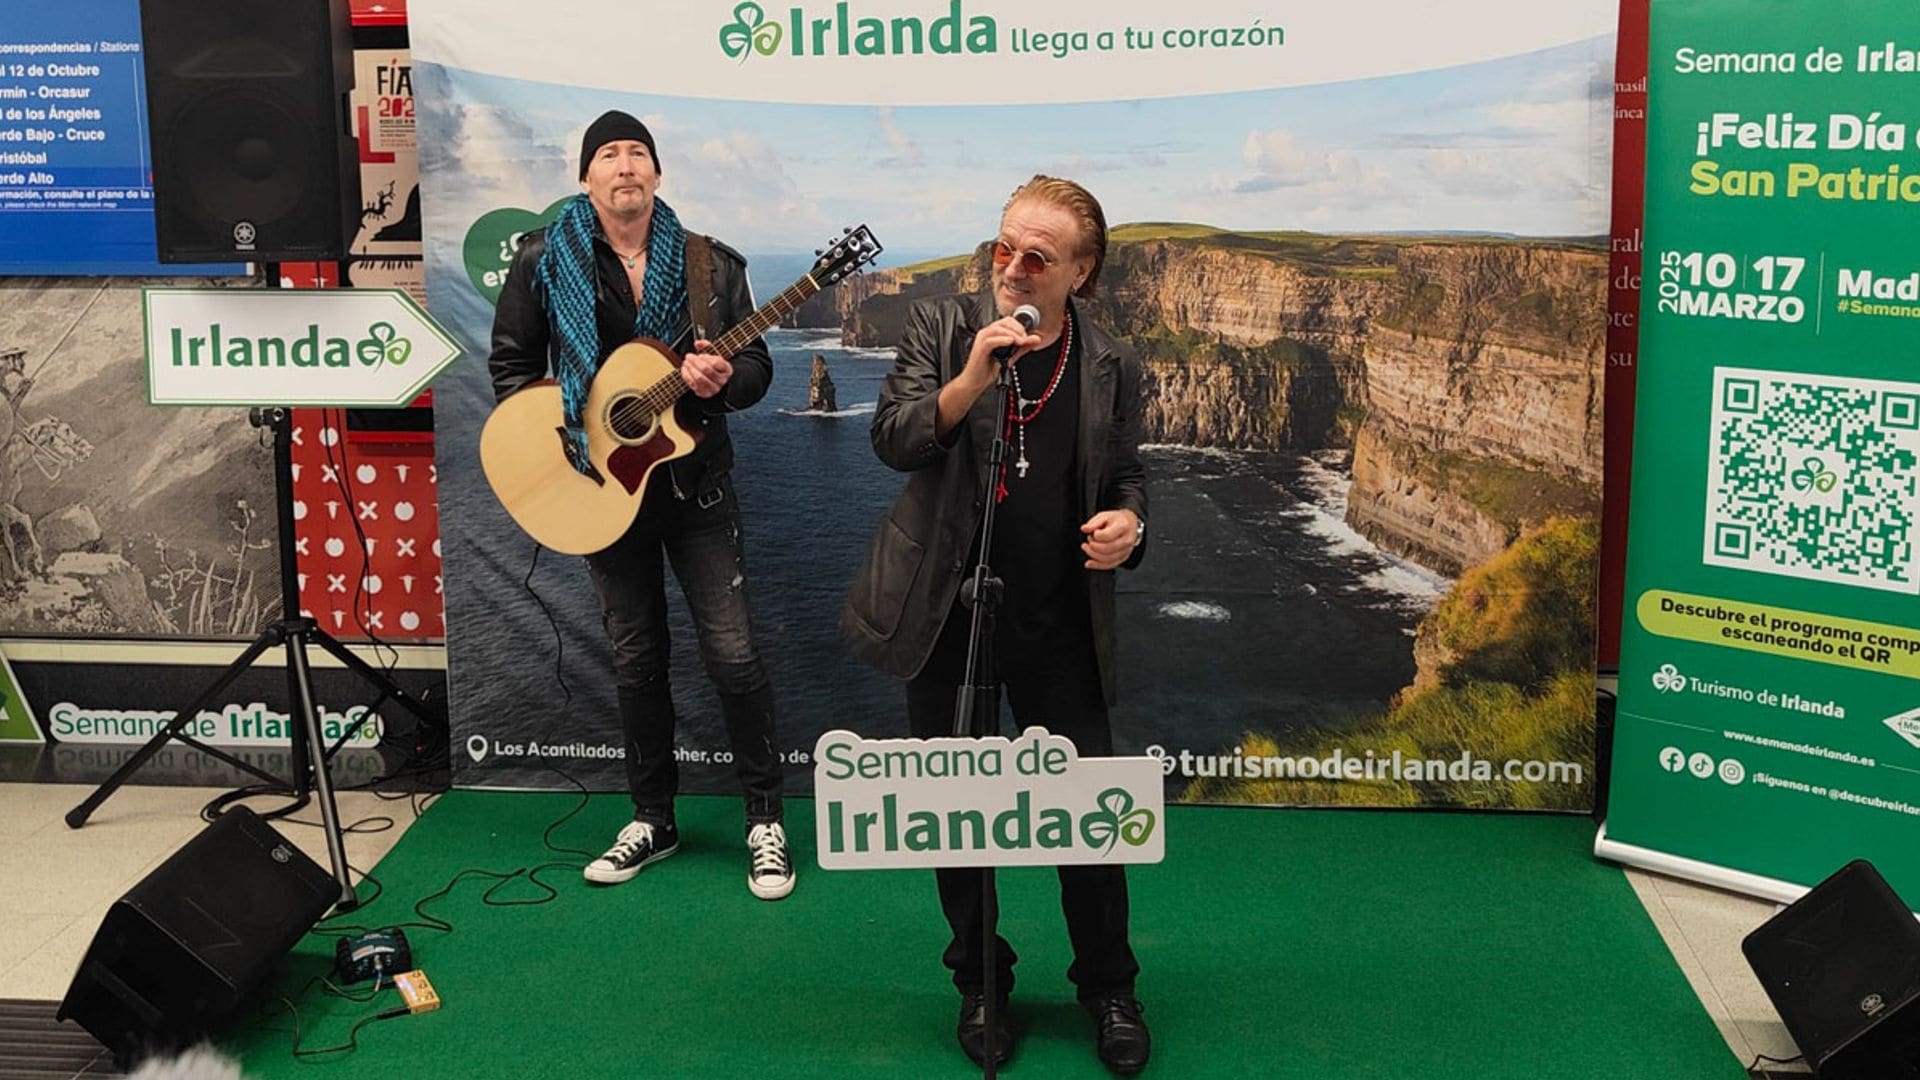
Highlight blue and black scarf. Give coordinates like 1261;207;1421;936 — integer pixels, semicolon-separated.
532;193;688;475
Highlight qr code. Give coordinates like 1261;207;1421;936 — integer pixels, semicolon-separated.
1705;366;1920;593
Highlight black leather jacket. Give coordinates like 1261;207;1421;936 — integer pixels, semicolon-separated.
487;224;771;502
841;291;1149;704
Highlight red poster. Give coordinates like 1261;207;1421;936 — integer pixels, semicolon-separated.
289;410;443;642
1599;0;1649;669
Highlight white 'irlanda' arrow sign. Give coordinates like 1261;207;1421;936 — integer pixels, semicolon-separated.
145;288;463;407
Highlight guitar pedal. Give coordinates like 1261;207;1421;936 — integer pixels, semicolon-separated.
393;969;441;1014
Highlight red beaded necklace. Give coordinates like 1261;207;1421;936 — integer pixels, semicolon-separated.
997;311;1072;503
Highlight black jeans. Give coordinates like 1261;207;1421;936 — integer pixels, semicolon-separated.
905;596;1139;1003
585;475;783;829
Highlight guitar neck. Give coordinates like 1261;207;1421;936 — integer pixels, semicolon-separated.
712;274;823;358
637;273;825;414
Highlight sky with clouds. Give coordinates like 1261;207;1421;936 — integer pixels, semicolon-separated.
416;34;1613;269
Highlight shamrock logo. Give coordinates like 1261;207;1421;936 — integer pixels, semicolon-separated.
1790;456;1837;493
719;2;783;61
1651;663;1685;693
1079;787;1156;855
356;322;412;367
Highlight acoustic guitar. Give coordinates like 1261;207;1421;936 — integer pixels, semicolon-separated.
480;225;881;554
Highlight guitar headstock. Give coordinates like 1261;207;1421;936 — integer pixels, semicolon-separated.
810;225;883;287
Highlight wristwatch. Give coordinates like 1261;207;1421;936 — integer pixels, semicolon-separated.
1133;517;1146;545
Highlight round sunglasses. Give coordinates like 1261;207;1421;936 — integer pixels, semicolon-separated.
991;240;1059;275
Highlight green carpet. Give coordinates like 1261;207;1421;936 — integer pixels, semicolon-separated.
226;792;1746;1078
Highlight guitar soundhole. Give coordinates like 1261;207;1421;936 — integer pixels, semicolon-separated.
606;395;658;441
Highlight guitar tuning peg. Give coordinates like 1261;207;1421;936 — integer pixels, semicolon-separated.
843;226;852;234
814;248;824;256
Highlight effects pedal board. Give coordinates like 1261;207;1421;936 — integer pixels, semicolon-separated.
393;969;441;1014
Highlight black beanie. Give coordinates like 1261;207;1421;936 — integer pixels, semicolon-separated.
578;110;658;179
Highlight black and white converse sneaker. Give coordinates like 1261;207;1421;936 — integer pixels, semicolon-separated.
746;821;794;900
583;820;679;885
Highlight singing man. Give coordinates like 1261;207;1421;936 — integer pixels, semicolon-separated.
842;175;1152;1074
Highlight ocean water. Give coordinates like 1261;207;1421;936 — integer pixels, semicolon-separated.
725;328;1448;756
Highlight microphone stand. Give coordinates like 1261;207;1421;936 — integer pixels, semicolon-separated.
952;355;1015;1080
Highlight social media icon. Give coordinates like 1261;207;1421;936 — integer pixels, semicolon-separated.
1718;759;1746;785
1688;752;1715;779
1659;746;1686;773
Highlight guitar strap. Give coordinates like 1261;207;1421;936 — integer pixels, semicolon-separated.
684;233;717;344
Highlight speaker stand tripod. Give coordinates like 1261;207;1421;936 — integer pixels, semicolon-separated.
65;407;441;912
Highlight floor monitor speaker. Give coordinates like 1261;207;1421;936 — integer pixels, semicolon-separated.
1744;859;1920;1078
56;806;337;1066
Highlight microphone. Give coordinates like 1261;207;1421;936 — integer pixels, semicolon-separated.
991;304;1042;362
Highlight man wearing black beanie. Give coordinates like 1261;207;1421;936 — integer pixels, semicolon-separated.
488;109;794;901
577;110;658;181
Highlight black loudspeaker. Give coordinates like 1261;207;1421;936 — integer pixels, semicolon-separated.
139;0;360;262
57;806;338;1066
1744;860;1920;1078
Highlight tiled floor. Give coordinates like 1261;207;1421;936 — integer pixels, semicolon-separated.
0;783;1801;1074
1625;867;1803;1073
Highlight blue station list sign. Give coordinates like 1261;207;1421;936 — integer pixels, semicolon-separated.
0;1;236;276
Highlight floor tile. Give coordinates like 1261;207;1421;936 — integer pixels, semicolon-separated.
1629;867;1805;1071
0;914;76;983
0;832;180;918
3;901;110;1001
0;783;85;842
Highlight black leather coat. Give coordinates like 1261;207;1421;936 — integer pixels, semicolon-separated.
841;291;1149;705
486;225;771;501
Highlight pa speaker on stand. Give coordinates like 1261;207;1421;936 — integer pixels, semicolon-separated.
139;0;360;262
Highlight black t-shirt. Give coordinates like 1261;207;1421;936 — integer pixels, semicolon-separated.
987;311;1086;659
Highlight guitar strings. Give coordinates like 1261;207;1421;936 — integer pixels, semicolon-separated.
596;223;887;434
599;278;821;434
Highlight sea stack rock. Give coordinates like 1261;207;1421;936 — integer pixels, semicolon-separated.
808;355;838;413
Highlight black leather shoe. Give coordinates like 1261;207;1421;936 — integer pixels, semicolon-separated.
957;992;1014;1067
1088;992;1150;1075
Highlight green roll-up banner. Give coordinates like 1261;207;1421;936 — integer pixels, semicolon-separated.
1602;0;1920;901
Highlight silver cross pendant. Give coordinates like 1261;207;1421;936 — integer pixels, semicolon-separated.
1015;454;1030;478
